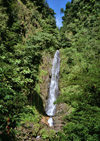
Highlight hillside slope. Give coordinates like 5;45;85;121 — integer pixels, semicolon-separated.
56;0;100;140
0;0;60;140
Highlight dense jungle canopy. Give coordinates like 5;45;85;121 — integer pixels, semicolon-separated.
0;0;100;140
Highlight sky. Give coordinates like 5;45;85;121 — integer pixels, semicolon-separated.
47;0;71;28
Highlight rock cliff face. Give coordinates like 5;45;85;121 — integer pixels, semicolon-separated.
39;52;53;109
39;51;71;130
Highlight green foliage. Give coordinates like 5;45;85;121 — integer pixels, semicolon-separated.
2;0;100;140
20;106;41;123
28;31;60;52
40;128;56;140
58;0;100;140
0;44;27;135
0;0;59;139
63;106;100;140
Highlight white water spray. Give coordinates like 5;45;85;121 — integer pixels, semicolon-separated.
45;50;60;126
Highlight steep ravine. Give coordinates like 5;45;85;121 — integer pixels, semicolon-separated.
40;51;68;130
15;51;70;140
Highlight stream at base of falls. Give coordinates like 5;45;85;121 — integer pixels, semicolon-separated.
45;50;60;127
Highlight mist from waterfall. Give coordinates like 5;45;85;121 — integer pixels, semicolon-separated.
45;50;60;126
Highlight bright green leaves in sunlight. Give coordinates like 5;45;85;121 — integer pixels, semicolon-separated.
0;0;59;139
57;0;100;140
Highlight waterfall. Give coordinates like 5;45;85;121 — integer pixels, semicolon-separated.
45;50;60;126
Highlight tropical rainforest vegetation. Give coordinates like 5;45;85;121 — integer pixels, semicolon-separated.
0;0;100;140
57;0;100;140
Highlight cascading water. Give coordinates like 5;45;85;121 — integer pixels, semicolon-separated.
45;50;60;127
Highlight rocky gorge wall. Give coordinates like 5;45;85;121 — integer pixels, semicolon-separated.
39;52;53;110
